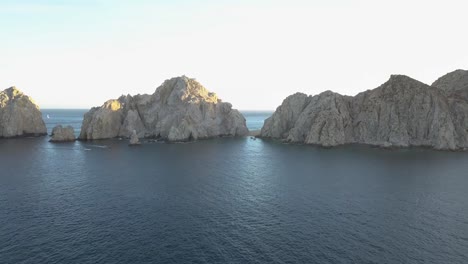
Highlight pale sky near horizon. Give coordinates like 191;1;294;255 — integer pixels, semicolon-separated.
1;0;467;110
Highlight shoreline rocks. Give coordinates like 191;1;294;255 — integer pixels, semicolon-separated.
50;125;76;142
129;130;141;145
79;76;249;142
0;87;47;138
260;69;468;151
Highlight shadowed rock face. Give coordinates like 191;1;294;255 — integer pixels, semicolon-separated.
0;87;47;138
79;76;249;141
261;70;468;150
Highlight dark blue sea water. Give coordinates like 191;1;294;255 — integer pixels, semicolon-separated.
1;110;468;263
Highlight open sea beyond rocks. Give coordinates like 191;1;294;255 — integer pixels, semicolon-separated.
1;110;467;263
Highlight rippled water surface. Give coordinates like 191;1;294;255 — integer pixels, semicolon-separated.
1;110;467;263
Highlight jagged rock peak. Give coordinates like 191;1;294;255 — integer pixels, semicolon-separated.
388;74;416;81
383;74;430;88
155;76;220;105
1;86;42;110
102;99;123;111
4;86;22;96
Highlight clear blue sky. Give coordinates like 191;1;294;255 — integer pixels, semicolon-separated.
1;0;467;109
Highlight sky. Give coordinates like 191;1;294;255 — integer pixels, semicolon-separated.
1;0;467;110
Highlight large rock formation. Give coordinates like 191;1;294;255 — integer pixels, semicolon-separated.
50;125;76;142
261;70;468;150
0;87;47;138
80;76;249;141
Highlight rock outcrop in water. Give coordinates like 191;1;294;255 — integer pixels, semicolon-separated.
129;130;141;145
80;76;249;141
0;87;47;138
260;70;468;150
50;125;75;142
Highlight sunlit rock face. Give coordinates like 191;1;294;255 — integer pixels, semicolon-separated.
0;87;47;138
261;70;468;150
50;125;75;142
79;76;249;141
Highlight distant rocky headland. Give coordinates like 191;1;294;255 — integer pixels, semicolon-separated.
0;87;46;138
79;76;249;142
260;69;468;151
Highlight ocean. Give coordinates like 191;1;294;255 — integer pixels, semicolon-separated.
1;110;467;263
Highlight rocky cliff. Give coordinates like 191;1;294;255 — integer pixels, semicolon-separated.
80;76;249;141
261;70;468;150
0;87;47;138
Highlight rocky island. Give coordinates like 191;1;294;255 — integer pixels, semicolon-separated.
0;87;47;138
79;76;249;141
260;69;468;150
